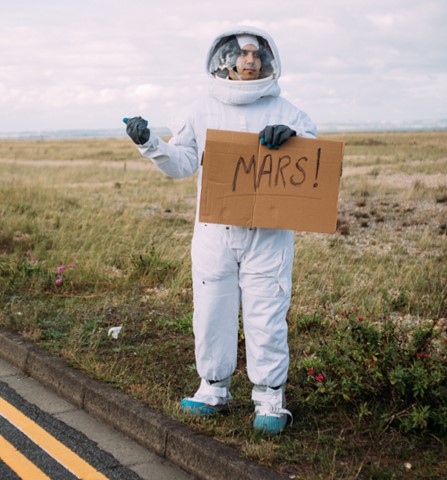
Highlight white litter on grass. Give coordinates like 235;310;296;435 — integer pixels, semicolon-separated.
108;326;122;339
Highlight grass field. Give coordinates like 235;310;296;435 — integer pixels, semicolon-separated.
1;131;446;479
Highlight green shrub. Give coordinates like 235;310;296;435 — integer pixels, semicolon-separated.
293;309;447;433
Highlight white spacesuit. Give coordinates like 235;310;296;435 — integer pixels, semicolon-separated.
128;26;316;434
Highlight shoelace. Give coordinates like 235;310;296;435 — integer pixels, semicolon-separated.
256;404;294;425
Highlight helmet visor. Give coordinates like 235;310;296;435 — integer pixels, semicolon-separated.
208;35;277;80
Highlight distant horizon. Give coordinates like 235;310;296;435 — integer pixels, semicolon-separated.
1;118;446;140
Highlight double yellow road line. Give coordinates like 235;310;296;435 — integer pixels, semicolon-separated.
0;397;109;479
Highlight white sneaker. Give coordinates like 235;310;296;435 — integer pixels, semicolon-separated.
180;378;231;416
252;385;293;434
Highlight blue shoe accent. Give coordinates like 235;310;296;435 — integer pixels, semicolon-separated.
180;398;226;416
253;414;288;434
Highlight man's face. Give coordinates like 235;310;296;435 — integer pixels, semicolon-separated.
229;44;262;81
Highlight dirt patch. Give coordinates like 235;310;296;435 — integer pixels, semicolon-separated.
0;158;151;170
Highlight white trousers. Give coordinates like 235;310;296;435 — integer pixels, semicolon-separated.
191;223;294;387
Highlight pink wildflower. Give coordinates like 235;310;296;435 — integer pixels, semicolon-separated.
307;367;315;376
26;252;38;264
315;373;325;382
55;276;63;287
56;265;66;275
357;316;364;322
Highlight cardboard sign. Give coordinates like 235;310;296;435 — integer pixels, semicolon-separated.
199;129;344;233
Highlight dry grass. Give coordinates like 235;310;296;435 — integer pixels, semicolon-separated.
1;131;446;479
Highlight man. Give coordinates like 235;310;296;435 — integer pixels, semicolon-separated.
125;26;316;434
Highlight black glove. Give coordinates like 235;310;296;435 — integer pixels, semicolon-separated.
123;116;150;145
259;125;296;149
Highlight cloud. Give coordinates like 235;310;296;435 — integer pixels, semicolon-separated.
1;0;446;131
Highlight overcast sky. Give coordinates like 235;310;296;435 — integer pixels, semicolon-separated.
1;0;446;132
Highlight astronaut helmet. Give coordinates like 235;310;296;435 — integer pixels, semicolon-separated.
207;30;278;81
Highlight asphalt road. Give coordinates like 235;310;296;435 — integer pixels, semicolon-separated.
0;357;192;480
0;330;285;480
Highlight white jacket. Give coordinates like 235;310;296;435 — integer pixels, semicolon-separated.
137;25;317;212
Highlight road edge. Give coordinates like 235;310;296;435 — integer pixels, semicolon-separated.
0;328;287;480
